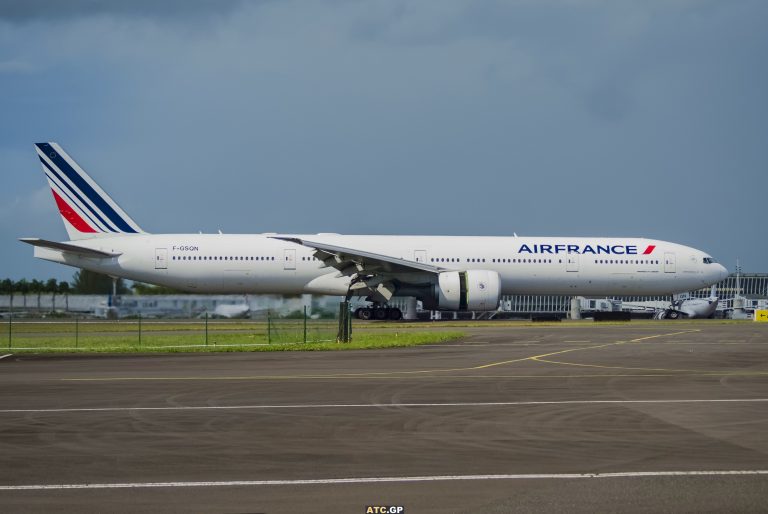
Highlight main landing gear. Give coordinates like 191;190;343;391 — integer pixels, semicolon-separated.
354;306;403;321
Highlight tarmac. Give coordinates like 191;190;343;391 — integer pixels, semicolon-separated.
1;321;767;513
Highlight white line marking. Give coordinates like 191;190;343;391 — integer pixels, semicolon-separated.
0;354;12;360
1;470;767;491
2;398;767;414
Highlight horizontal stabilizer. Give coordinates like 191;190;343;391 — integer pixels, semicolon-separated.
19;238;121;258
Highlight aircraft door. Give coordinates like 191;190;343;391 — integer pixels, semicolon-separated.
566;252;579;272
155;248;167;270
664;252;676;273
283;249;296;270
414;250;427;263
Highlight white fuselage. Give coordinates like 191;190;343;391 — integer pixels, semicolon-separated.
34;234;728;298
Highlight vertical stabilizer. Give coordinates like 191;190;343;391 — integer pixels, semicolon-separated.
34;142;145;240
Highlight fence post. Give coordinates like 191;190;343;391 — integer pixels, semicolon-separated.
303;305;307;344
267;310;271;344
205;312;209;346
75;316;78;349
7;309;11;350
138;313;142;347
337;301;351;343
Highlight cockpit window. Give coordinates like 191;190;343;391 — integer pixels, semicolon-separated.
703;257;716;264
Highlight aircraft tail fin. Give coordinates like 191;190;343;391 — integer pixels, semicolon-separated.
34;142;146;241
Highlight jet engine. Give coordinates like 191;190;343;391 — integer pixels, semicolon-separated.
432;270;501;311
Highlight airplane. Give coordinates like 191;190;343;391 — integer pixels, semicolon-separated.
21;142;729;321
654;286;720;319
212;302;251;319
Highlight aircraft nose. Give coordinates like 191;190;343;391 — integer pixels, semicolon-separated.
717;264;728;281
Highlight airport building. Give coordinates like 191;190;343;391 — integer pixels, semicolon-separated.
495;272;768;319
0;273;766;320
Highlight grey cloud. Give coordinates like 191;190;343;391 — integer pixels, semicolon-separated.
0;0;254;22
1;0;767;280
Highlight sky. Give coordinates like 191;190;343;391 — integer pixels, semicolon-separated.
1;0;766;282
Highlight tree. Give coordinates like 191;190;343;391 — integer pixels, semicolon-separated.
0;279;12;309
15;279;29;308
45;278;58;293
46;278;59;312
58;281;70;311
72;270;129;295
30;279;44;309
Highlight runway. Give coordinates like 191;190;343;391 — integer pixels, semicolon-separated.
1;322;767;513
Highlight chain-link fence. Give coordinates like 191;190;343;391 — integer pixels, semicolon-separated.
2;307;342;351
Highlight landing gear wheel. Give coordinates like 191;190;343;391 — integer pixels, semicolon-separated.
667;311;680;319
388;308;403;320
358;308;373;320
374;308;388;320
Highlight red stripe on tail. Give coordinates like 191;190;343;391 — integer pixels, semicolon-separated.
51;189;97;233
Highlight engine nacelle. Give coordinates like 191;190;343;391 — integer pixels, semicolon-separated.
435;270;501;311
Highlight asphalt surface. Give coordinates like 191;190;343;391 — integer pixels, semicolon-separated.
1;321;767;513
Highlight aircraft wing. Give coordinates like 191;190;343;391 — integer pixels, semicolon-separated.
19;238;121;258
270;236;445;276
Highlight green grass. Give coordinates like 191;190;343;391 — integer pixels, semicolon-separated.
1;319;464;353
